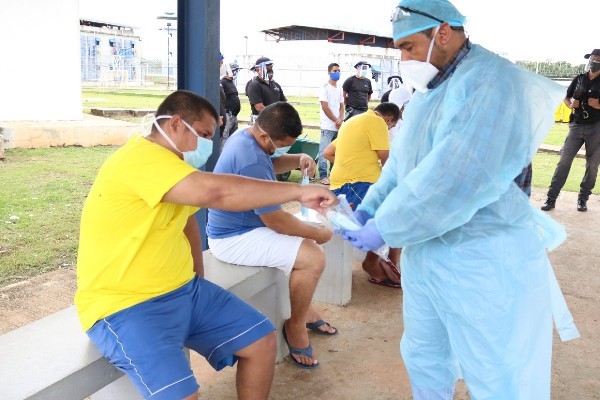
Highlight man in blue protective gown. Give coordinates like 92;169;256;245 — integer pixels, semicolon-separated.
341;1;580;399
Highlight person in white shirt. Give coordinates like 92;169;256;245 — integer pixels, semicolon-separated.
317;63;344;185
387;85;412;142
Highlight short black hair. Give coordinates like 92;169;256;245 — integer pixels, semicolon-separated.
255;102;303;141
374;102;400;122
153;90;218;130
387;75;403;85
328;63;340;72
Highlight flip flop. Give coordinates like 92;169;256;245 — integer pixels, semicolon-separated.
306;320;338;336
282;322;320;369
379;258;401;281
368;277;402;289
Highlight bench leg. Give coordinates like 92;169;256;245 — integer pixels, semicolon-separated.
312;235;353;306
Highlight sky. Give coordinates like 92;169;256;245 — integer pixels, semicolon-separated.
79;0;599;66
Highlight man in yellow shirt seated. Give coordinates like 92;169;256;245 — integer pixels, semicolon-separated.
324;103;403;289
74;90;337;400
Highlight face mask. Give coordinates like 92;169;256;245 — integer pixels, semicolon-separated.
258;63;274;82
400;26;440;93
330;71;341;81
388;77;402;90
590;61;600;73
153;115;213;169
360;68;369;78
258;124;292;158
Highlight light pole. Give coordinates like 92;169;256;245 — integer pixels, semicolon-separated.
166;23;171;89
244;35;248;68
158;12;177;90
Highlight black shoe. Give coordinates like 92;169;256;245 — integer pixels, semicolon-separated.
541;199;556;211
577;199;587;212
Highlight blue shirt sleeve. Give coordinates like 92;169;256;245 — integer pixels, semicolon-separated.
238;164;281;215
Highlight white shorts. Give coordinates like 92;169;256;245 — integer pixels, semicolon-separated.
208;227;304;276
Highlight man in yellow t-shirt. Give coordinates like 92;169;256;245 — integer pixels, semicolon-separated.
75;90;337;400
324;103;403;289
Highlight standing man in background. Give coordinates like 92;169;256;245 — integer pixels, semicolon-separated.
246;57;287;124
342;61;373;121
541;48;600;212
220;62;242;150
317;62;344;185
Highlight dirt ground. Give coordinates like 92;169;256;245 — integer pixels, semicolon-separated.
0;188;598;399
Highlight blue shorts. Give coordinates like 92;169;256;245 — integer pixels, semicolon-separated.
87;276;275;400
332;181;372;210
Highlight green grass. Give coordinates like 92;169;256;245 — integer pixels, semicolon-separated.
533;152;599;194
545;123;569;146
0;147;117;286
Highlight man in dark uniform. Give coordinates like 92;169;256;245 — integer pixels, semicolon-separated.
246;57;287;123
542;48;600;212
220;63;241;150
342;61;373;121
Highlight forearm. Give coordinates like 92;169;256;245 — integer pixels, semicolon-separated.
563;96;573;108
321;103;338;122
164;171;303;211
183;214;204;277
264;213;324;241
272;154;302;174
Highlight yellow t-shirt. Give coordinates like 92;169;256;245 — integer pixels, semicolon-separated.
329;109;390;190
75;135;199;330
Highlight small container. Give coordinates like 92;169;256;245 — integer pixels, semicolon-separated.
301;169;309;217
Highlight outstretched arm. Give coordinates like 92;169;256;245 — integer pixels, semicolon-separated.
162;171;337;213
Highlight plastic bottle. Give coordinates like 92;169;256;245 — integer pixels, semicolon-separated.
301;169;309;218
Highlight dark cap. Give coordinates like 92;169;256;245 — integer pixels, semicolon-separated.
584;49;600;59
354;60;371;68
254;57;273;67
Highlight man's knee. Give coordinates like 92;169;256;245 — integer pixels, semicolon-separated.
237;331;277;362
294;240;326;275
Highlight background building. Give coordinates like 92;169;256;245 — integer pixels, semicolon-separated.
80;19;142;87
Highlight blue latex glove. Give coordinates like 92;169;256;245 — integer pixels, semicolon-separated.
341;219;386;252
353;209;373;226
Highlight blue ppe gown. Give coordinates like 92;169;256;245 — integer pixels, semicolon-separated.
358;44;579;399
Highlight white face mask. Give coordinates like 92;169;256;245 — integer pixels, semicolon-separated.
153;115;213;169
399;26;440;93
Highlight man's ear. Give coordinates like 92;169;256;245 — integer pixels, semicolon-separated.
168;114;184;134
436;22;453;46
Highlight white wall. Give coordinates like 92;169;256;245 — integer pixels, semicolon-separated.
0;0;82;121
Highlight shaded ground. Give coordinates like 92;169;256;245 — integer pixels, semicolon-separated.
0;188;598;399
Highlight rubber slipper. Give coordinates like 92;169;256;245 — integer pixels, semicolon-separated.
306;320;338;336
282;322;320;369
379;258;401;281
368;277;402;289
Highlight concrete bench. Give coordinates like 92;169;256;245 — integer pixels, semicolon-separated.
0;238;352;399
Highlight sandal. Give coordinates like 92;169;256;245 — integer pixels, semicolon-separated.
368;277;402;289
306;320;338;336
282;322;320;369
319;178;330;185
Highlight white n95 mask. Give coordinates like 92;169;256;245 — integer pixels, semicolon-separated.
400;26;440;93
